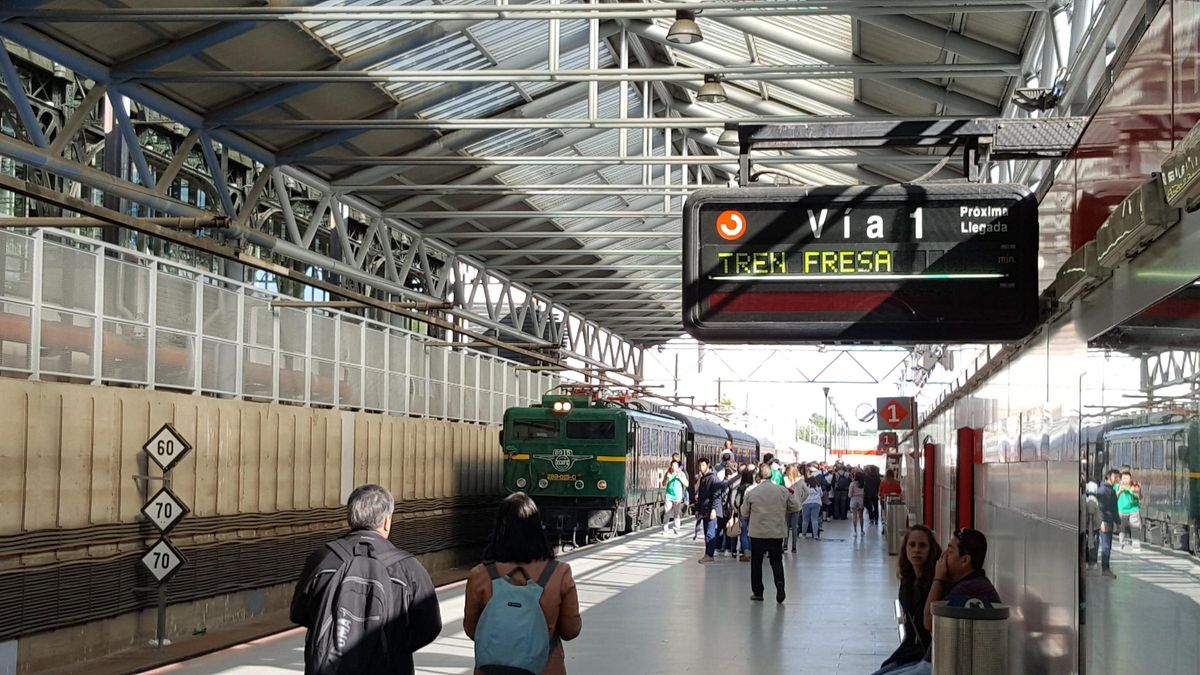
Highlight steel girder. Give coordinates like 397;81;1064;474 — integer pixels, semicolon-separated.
858;14;1021;63
279;23;621;161
112;62;1021;85
0;3;1053;23
0;49;647;377
626;21;881;117
710;15;1002;115
203;19;487;125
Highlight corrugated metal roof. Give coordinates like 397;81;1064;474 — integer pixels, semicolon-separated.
305;0;429;58
7;0;1043;347
419;81;525;119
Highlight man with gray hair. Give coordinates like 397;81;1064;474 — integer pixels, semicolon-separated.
742;463;800;603
291;484;442;674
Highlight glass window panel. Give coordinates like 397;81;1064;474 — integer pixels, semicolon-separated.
0;231;35;301
311;359;336;405
243;296;273;348
40;308;93;377
340;320;362;366
102;320;147;382
278;352;306;402
156;271;196;332
512;419;559;439
155;330;195;388
567;420;615;439
201;338;237;394
104;259;149;323
311;313;336;360
201;283;238;341
365;326;386;370
279;307;307;355
243;346;275;398
41;242;95;312
0;301;32;372
1082;272;1200;675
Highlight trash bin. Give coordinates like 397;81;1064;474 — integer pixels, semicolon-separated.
886;500;906;555
1172;525;1190;552
931;601;1009;675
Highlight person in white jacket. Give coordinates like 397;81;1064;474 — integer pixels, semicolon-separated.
742;463;801;603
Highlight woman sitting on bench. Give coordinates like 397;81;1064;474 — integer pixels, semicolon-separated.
870;525;942;675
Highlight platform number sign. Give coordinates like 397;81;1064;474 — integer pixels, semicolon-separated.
142;423;192;473
140;538;187;584
141;487;190;534
876;397;915;430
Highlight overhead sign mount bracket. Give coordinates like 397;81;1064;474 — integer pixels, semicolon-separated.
735;118;1088;186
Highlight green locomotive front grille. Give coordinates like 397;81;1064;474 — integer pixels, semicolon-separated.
505;451;627;497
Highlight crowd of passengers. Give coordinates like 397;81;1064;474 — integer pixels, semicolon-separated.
659;443;905;562
289;473;1001;675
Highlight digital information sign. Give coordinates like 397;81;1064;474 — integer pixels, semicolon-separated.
683;183;1039;342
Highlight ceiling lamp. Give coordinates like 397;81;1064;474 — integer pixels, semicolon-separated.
717;123;739;147
667;10;703;44
696;74;727;104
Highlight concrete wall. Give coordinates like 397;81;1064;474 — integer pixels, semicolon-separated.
0;377;502;672
0;379;501;540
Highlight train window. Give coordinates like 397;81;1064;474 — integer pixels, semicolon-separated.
566;420;615;439
511;419;560;439
1166;439;1175;470
1152;440;1164;469
1116;441;1129;469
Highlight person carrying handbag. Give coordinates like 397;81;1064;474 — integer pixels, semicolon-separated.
733;467;756;562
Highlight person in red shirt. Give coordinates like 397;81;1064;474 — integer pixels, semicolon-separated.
879;470;903;533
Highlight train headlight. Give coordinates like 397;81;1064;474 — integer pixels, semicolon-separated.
574;480;585;490
597;480;607;490
551;400;573;414
537;478;549;489
516;477;528;489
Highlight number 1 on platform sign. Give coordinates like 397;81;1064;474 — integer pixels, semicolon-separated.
876;397;915;431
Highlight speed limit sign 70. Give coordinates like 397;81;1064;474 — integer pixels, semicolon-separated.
142;423;193;473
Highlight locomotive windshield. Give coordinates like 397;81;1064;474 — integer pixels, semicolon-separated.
511;419;560;439
566;420;616;439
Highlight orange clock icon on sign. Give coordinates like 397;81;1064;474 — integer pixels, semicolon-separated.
716;210;747;240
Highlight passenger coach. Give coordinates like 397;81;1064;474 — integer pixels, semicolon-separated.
1090;413;1200;554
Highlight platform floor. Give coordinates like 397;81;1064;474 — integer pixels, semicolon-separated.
1084;542;1200;674
151;520;899;675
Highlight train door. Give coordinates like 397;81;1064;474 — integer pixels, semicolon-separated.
628;420;639;508
1171;429;1180;509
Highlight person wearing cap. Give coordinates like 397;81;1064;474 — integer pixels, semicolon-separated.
881;528;1001;675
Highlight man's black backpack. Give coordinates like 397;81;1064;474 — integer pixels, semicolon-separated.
836;473;851;491
305;538;411;675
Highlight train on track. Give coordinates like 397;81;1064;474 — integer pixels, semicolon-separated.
500;390;777;544
1084;413;1200;555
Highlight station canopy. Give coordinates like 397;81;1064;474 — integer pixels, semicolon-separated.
3;1;1045;346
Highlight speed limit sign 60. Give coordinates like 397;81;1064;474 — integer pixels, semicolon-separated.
142;423;193;472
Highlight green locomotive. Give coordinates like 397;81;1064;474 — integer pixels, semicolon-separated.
501;392;686;544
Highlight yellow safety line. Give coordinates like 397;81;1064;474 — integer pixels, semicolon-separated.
1188;471;1200;479
507;453;625;462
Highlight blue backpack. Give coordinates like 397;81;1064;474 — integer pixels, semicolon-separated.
474;560;559;675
